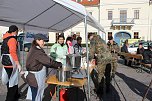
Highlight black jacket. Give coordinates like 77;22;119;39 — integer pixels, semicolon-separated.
143;49;152;64
137;47;144;55
121;44;129;53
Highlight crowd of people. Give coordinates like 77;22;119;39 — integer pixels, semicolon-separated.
1;25;151;101
1;25;85;101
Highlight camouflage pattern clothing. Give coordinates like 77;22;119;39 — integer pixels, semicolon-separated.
107;41;120;74
89;35;112;82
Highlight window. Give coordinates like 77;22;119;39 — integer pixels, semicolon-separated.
120;10;127;23
134;32;139;39
108;32;112;40
108;11;113;20
88;0;93;1
134;10;139;19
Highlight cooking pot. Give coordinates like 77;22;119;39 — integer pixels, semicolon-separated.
66;54;81;69
56;66;72;82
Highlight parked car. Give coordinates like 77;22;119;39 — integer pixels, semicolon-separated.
128;41;152;53
17;33;31;52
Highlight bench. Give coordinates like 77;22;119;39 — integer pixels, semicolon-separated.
119;52;152;73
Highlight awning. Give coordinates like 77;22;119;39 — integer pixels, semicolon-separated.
0;0;104;33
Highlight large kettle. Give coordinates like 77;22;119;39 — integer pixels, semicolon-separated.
56;66;72;82
66;54;81;69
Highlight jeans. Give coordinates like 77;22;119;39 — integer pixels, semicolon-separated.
30;86;38;101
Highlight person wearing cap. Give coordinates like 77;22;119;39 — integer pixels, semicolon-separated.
1;25;22;101
137;43;144;55
25;33;62;101
107;36;120;79
143;43;152;64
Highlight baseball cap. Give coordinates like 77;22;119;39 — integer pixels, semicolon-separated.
34;33;49;42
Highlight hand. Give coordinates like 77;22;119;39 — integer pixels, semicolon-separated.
91;59;96;65
57;62;62;69
20;71;25;75
17;64;22;72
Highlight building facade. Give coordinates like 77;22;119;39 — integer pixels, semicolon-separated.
64;0;100;44
100;0;152;46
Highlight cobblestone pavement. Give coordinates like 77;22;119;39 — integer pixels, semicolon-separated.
0;57;151;101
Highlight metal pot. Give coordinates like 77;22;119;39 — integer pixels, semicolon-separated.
66;54;81;69
56;66;72;82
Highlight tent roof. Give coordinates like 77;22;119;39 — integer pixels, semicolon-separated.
0;0;104;33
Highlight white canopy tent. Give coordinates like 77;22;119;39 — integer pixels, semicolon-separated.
0;0;104;33
0;0;105;100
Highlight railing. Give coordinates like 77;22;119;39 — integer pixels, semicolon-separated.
111;18;134;25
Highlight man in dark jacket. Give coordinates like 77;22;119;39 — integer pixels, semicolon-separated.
121;40;129;65
74;37;82;54
121;40;129;53
143;43;152;64
137;43;144;55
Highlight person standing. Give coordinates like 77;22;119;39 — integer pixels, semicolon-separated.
107;36;120;79
73;37;82;55
66;36;74;54
50;35;68;66
25;33;62;101
1;25;22;101
88;33;112;97
72;34;77;46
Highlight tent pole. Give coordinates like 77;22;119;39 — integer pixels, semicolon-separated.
85;16;90;101
22;26;25;69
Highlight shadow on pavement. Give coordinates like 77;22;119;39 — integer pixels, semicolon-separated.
101;83;121;101
116;72;152;101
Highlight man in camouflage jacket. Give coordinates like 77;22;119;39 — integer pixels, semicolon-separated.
107;36;120;77
88;33;112;96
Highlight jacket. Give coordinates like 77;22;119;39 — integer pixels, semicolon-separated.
89;35;112;64
50;43;68;66
121;44;129;53
1;33;19;67
107;41;120;60
26;45;62;71
143;49;152;64
137;47;144;55
74;43;82;55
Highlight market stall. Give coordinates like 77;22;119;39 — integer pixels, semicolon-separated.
0;0;105;100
